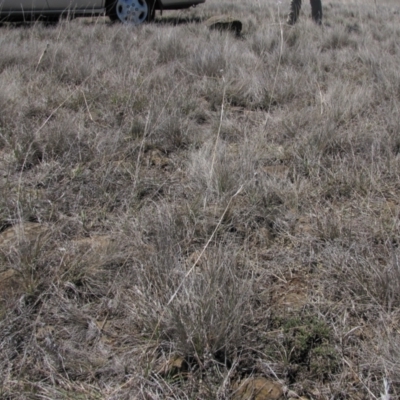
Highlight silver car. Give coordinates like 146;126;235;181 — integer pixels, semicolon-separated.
0;0;206;25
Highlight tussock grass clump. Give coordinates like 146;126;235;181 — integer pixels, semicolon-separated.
1;1;400;398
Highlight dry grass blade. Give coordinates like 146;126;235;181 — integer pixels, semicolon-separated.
1;1;400;399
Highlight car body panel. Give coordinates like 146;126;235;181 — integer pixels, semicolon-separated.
0;0;205;19
1;0;49;11
47;0;104;9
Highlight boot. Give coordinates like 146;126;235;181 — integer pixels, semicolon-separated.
311;0;323;24
287;0;302;25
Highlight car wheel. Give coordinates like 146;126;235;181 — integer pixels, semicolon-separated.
108;0;154;25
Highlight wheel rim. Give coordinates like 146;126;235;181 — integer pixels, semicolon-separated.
116;0;148;25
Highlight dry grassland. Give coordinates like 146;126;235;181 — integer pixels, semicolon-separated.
0;0;400;398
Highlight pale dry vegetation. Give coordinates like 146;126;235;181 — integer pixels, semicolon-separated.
0;0;400;398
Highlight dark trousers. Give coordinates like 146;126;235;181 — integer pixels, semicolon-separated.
288;0;323;24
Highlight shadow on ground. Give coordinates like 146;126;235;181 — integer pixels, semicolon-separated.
154;15;203;26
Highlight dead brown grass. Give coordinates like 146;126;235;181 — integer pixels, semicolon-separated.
1;0;400;398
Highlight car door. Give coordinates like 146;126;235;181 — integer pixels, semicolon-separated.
1;0;48;11
47;0;103;10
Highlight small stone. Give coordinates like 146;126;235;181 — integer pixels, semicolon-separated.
204;15;242;35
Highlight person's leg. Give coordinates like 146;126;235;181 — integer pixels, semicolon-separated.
287;0;302;25
310;0;322;24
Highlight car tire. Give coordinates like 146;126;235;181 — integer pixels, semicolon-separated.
107;0;155;25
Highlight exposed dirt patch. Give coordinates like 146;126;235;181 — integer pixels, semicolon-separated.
0;222;49;253
232;377;284;400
